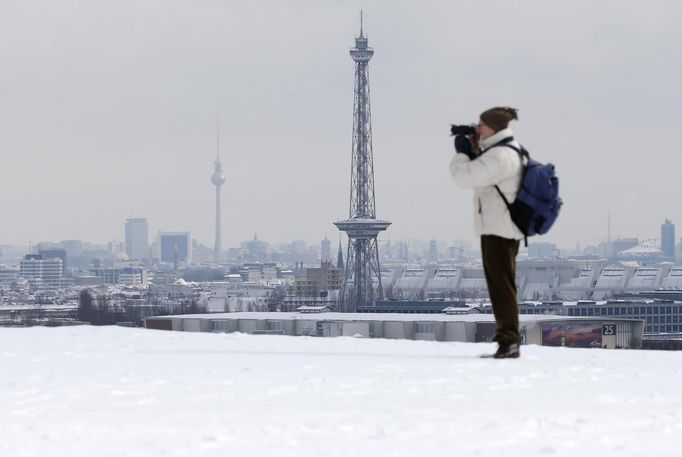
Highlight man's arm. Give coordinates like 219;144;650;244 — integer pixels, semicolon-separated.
450;148;519;189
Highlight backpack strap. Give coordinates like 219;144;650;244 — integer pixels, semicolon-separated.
494;185;525;247
489;137;530;246
481;135;515;154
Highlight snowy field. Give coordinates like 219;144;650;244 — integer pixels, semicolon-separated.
1;326;681;456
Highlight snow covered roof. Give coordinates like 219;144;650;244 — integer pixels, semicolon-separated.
442;305;480;315
619;245;662;256
297;305;334;313
154;311;642;324
1;326;678;455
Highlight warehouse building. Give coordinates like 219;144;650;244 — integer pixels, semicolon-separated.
145;312;643;349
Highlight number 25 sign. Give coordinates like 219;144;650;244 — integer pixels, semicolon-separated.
602;324;616;336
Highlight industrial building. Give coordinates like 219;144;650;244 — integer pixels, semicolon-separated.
381;261;682;302
480;298;682;335
145;311;643;349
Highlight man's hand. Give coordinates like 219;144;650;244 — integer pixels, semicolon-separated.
454;135;476;160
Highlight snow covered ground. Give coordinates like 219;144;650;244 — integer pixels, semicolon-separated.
2;326;681;456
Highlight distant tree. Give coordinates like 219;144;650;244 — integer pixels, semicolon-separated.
78;290;95;323
188;299;202;314
178;299;205;315
267;287;285;312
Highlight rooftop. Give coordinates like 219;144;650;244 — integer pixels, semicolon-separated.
1;326;679;456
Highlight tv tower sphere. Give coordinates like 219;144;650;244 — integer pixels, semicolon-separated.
212;162;225;187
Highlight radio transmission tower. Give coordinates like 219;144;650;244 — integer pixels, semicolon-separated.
212;114;226;263
334;14;391;312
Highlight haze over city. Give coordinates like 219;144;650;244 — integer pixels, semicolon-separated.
2;0;680;248
5;3;682;457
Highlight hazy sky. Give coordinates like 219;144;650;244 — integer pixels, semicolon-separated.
2;0;681;249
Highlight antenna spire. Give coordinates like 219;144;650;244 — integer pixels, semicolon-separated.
360;10;364;37
216;112;220;160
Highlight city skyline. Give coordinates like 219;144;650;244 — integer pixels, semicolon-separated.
2;1;681;248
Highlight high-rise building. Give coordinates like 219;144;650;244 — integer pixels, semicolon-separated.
321;237;332;262
429;240;438;262
662;219;675;260
125;218;149;260
60;240;83;267
20;254;64;288
335;15;391;312
291;240;307;258
159;232;192;264
295;261;343;298
37;246;67;270
212;115;226;263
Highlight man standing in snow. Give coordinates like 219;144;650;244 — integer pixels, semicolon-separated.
450;107;525;359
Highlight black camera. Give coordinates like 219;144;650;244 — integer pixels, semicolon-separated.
450;124;476;136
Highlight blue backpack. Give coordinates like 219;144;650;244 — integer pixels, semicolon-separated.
492;138;562;245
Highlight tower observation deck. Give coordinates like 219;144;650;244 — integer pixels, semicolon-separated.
334;15;391;312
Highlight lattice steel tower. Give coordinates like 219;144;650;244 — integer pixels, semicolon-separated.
334;14;391;312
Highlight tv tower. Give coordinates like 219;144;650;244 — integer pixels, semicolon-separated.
211;114;226;263
334;13;391;312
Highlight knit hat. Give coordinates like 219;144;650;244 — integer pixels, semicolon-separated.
479;107;518;132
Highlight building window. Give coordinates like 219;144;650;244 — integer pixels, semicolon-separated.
268;321;285;332
415;322;435;333
212;321;230;332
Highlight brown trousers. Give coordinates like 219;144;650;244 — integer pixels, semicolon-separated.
481;235;520;344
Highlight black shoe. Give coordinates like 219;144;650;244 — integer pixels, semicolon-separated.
493;343;520;359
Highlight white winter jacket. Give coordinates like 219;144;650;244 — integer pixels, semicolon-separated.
450;127;525;240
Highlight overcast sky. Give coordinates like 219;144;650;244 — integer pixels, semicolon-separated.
1;0;681;249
